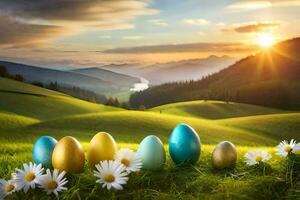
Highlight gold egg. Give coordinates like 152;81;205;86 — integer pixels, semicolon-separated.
52;136;85;173
212;141;237;169
87;132;117;168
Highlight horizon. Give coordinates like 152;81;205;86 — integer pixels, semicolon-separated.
1;0;300;68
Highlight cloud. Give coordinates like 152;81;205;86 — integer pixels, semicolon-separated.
0;0;157;24
91;23;135;31
223;22;280;34
122;36;144;40
183;19;210;26
0;0;157;47
0;16;71;48
102;42;255;54
227;0;300;11
148;19;168;26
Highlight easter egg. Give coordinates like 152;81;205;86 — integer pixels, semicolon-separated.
87;132;117;168
52;136;85;173
169;123;201;165
212;141;237;169
32;136;57;168
138;135;165;170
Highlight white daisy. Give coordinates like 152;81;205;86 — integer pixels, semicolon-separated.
114;148;142;173
0;179;17;198
293;143;300;155
94;160;128;190
38;169;68;197
14;162;44;193
244;150;272;166
277;139;297;157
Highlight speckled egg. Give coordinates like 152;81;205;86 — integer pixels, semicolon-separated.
32;136;57;168
169;123;201;165
138;135;165;170
87;132;117;168
212;141;237;169
52;136;85;173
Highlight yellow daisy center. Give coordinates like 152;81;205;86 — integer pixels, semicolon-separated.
47;180;58;190
104;174;115;183
121;158;130;167
6;184;15;192
255;155;263;162
25;172;36;182
284;146;292;152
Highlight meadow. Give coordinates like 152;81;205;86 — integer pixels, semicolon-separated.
0;77;299;199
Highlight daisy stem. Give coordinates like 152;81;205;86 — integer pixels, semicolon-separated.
289;158;295;188
112;190;116;200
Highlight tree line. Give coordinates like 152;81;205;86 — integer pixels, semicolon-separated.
0;65;24;82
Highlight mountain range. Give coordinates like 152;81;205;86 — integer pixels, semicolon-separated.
0;61;140;100
101;55;237;85
129;37;300;109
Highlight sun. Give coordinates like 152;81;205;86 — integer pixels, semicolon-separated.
257;33;275;48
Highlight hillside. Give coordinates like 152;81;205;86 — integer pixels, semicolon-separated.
0;61;139;100
130;38;300;109
0;76;298;145
151;100;288;119
0;77;121;120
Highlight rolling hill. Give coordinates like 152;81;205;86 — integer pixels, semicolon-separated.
151;100;288;119
129;38;300;109
0;77;299;145
0;77;121;120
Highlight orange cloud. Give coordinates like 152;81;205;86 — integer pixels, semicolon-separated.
222;22;279;34
0;16;72;48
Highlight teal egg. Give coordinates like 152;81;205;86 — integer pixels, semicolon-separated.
169;123;201;165
32;136;57;168
138;135;165;170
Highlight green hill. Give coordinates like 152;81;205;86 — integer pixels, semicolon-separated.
0;78;298;145
0;79;299;199
151;100;287;119
130;38;300;109
0;77;121;120
217;113;300;140
27;111;276;146
0;113;39;129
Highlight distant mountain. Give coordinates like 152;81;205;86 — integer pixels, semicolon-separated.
102;55;236;85
70;67;140;88
0;61;140;99
130;38;300;109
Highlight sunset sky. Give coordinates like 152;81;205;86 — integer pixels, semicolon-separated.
0;0;300;67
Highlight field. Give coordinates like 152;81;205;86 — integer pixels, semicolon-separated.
0;77;300;199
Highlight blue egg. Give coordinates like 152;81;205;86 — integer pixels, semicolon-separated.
138;135;165;170
169;124;201;165
32;136;57;168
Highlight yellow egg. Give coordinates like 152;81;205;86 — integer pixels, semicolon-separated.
212;141;237;169
52;136;85;173
87;132;117;168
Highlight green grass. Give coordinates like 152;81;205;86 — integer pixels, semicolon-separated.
151;100;289;119
0;78;299;199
